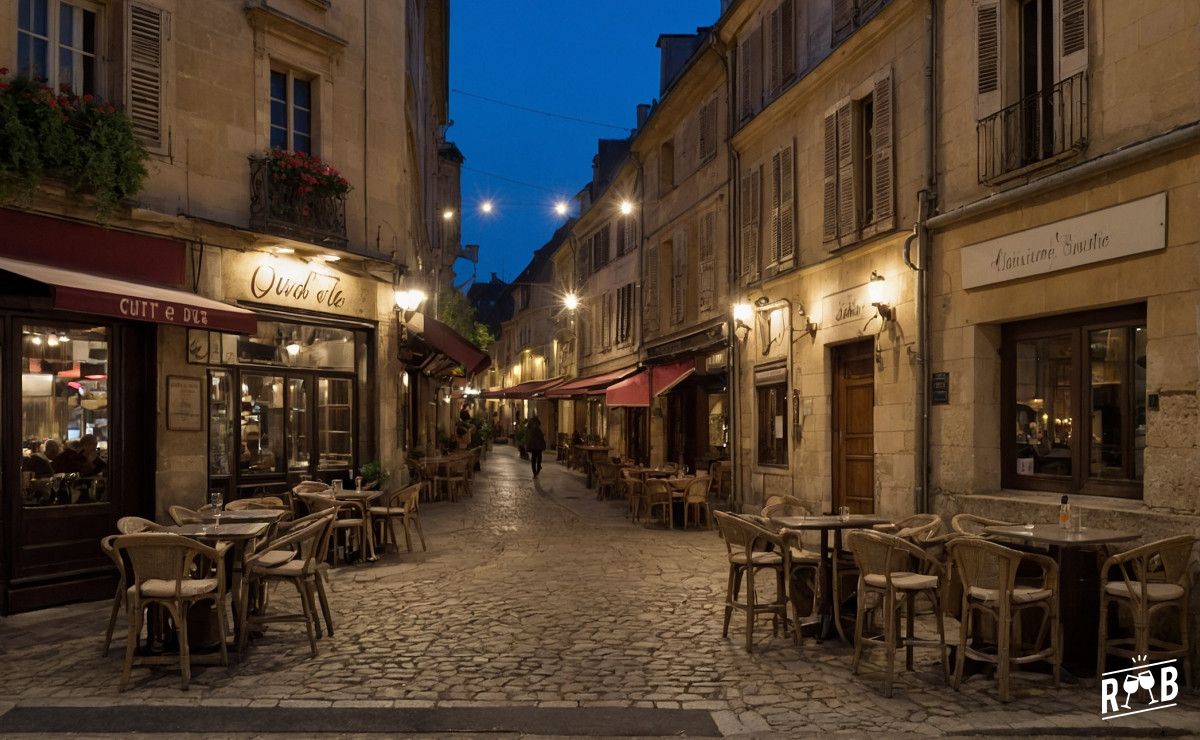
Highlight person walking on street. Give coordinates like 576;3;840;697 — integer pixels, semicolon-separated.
526;416;547;477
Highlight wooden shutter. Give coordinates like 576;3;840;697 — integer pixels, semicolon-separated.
740;168;761;280
738;37;752;121
871;74;894;230
768;7;782;97
576;241;590;283
832;0;856;43
770;150;782;264
749;25;764;116
605;292;614;349
699;211;716;313
644;243;659;334
822;113;838;243
976;1;1001;119
780;0;796;85
128;2;168;151
699;98;718;161
1057;0;1088;79
671;231;688;326
616;219;627;256
835;101;858;242
778;143;795;264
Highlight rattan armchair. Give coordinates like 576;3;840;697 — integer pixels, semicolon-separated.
682;476;714;529
874;513;944;543
167;505;204;525
1098;534;1196;685
369;484;426;554
948;537;1061;701
299;491;366;566
846;529;948;696
621;468;643;522
434;457;470;502
114;532;231;690
643;479;674;529
594;462;622;500
713;511;795;652
950;513;1013;536
103;518;166;657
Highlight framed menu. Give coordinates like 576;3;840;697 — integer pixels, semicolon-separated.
167;375;204;431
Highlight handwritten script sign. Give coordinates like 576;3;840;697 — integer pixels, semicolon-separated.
960;193;1166;289
821;283;872;329
224;252;373;318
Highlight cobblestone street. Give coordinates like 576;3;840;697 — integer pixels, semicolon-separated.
0;445;1197;737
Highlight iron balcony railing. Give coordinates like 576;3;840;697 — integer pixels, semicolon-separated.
978;71;1088;184
248;155;348;248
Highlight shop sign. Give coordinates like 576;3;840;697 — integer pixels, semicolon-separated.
223;251;375;318
821;283;872;329
960;193;1166;289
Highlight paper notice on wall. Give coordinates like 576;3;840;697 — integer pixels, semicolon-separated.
775;415;784;439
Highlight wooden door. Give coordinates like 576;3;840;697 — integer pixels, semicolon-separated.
832;340;875;514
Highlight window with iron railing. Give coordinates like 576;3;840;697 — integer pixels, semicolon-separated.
977;71;1088;184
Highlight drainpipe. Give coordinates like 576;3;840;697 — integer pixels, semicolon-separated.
721;39;742;511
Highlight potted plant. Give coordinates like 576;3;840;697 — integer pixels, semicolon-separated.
514;420;529;460
359;460;388;490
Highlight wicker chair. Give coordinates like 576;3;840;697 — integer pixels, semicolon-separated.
369;483;427;554
846;529;948;697
948;537;1061;701
709;460;732;507
117;516;164;534
103;518;168;656
595;462;622;500
298;492;366;566
763;493;806;510
238;512;334;655
643;479;674;529
713;511;794;652
950;513;1013;536
621;468;644;522
114;532;231;690
1098;535;1196;685
434;457;470;502
682;476;714;529
167;505;204;526
227;496;287;512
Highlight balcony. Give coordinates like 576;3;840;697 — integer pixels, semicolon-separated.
977;72;1088;184
249;154;348;248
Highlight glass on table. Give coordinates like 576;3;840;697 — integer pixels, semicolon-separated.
838;505;850;522
208;489;224;526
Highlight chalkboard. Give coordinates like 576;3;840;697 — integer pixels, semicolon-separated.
931;372;950;405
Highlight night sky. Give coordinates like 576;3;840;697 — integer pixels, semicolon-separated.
449;1;720;287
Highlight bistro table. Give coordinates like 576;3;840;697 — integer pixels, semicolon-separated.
771;514;892;641
332;488;383;560
576;445;612;487
215;508;287;524
984;523;1139;676
164;520;273;653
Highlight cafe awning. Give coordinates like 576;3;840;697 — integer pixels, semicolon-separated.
481;377;564;400
0;255;257;333
605;360;696;408
544;365;639;399
407;312;491;376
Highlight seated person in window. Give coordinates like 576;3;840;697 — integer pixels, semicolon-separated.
54;435;106;477
23;439;59;477
241;432;277;472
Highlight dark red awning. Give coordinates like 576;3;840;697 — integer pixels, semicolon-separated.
544;366;639;399
482;377;564;400
0;255;257;333
605;360;695;408
410;312;491;376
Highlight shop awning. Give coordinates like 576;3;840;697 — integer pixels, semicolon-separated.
544;365;639;399
605;360;696;408
407;312;491;376
481;377;564;400
0;255;257;333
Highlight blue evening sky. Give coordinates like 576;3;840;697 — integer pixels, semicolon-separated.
450;1;720;286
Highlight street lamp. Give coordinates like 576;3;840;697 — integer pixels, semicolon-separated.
554;201;569;216
732;302;753;342
619;200;634;216
563;292;579;311
395;289;428;341
868;271;894;322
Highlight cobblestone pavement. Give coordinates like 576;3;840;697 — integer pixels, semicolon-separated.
1;445;1198;738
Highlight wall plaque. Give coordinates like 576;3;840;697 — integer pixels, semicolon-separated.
166;376;203;431
930;372;950;405
960;193;1166;289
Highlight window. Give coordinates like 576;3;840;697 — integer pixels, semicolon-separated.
270;69;313;153
698;210;717;313
318;377;353;472
833;0;889;44
1002;305;1146;498
20;324;109;506
644;243;660;335
698;97;718;163
756;382;787;466
658;140;675;196
616;283;634;345
590;225;611;270
239;374;284;475
18;0;98;94
670;230;688;326
739;164;762;281
768;143;795;269
822;72;894;247
737;25;763;122
766;0;795;98
617;212;636;256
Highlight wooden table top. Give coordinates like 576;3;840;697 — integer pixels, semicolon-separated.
333;490;383;502
772;514;892;530
984;523;1140;547
166;522;270;540
216;509;286;523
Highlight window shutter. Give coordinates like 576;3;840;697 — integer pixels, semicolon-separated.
738;38;752;122
749;25;764;116
699;98;718;161
822;113;838;243
600;224;611;265
779;143;795;264
625;217;636;256
617;220;626;256
781;0;796;85
770;150;782;264
740;168;761;280
128;2;168;152
832;0;856;43
768;7;781;97
699;211;716;313
577;242;590;283
1057;0;1088;79
644;243;659;334
835;102;858;242
604;292;613;349
871;73;894;230
671;231;688;326
975;1;1002;119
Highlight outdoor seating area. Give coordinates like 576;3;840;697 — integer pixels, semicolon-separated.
714;505;1197;703
98;468;453;691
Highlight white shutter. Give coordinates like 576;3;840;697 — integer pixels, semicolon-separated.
128;2;168;152
822;113;838;243
699;211;716;313
871;73;894;230
975;1;1002;119
778;143;795;264
1056;0;1088;80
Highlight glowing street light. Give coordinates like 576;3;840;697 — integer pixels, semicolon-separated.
563;292;579;311
554;200;569;216
619;200;634;215
480;200;495;215
442;209;455;221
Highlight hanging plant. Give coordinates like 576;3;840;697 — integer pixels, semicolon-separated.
0;72;148;220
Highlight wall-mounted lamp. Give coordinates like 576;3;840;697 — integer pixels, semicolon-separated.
563;292;579;311
867;271;894;322
395;288;427;341
732;302;754;342
795;304;819;339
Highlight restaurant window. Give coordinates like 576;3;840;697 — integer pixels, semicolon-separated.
319;377;353;472
208;369;234;476
756;381;787;466
270;68;313;154
18;0;98;95
1002;304;1146;498
239;373;284;475
20;324;109;506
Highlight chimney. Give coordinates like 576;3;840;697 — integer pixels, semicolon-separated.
636;103;652;129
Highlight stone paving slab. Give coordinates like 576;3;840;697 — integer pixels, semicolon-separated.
0;445;1198;737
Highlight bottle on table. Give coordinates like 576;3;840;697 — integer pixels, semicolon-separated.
1059;494;1071;529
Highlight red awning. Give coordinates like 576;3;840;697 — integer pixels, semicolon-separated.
0;255;257;333
409;312;491;376
482;377;564;400
605;360;696;407
545;365;639;399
